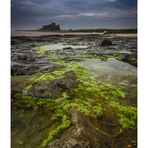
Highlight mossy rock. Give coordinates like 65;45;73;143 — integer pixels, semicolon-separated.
23;71;79;99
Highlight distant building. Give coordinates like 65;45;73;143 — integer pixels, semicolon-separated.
39;22;61;31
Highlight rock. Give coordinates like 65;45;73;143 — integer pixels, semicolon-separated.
11;64;40;76
48;108;101;148
23;71;79;98
12;54;35;63
100;39;112;46
63;47;73;50
11;65;25;76
48;108;126;148
48;138;90;148
11;35;137;148
121;54;137;67
11;75;31;95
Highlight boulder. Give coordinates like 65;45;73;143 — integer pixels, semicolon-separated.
11;64;40;76
100;39;112;46
12;54;35;63
48;108;101;148
23;71;79;98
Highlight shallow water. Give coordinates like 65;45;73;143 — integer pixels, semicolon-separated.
119;50;133;54
42;43;88;51
80;58;137;83
11;100;57;148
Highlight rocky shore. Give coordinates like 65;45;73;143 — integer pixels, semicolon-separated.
11;33;137;148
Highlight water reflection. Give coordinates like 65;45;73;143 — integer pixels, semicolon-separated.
81;58;137;83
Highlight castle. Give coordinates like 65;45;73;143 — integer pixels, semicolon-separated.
39;22;61;31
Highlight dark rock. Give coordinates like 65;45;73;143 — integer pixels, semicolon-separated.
11;64;40;76
48;107;134;148
62;47;73;50
23;71;79;98
48;139;90;148
12;54;35;63
48;108;101;148
11;76;31;96
121;54;137;67
11;65;26;76
100;39;112;46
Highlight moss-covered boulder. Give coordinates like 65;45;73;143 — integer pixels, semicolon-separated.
23;71;79;99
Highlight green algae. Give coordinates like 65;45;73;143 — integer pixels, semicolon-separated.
40;115;71;148
25;62;87;90
39;91;102;147
35;46;46;55
14;93;55;108
63;99;102;117
14;91;102;147
48;53;58;58
14;93;70;148
24;70;65;90
110;101;137;129
30;71;63;83
40;95;71;147
14;93;35;100
14;61;136;147
72;79;125;103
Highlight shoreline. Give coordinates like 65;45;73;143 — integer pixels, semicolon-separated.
11;30;137;37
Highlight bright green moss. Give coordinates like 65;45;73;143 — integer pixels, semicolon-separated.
40;115;71;148
63;99;102;117
15;60;135;148
25;62;89;91
110;102;137;128
98;82;125;100
30;71;64;83
35;46;46;55
39;90;102;147
25;70;66;90
39;93;102;147
40;94;71;147
72;80;125;102
14;93;54;106
48;53;58;58
118;114;136;129
14;93;35;100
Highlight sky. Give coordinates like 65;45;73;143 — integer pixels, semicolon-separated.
11;0;137;30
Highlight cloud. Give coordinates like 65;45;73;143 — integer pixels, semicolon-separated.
105;0;117;2
11;0;137;29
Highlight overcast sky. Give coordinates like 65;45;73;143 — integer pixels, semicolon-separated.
11;0;137;30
